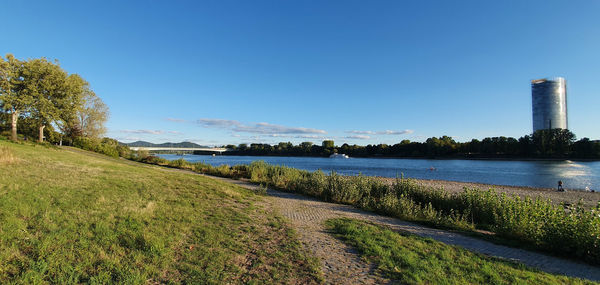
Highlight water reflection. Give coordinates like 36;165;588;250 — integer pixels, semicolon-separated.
158;154;600;191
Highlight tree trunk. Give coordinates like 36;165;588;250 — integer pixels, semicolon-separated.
11;111;18;142
38;125;45;143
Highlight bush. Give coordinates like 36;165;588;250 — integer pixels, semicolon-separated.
72;137;133;159
140;155;169;165
168;158;192;170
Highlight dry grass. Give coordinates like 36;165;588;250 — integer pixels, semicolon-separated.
0;146;17;164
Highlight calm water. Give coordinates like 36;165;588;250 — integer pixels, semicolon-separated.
158;154;600;191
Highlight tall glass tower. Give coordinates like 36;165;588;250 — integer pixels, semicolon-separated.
531;77;568;132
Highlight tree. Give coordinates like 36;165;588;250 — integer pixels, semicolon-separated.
1;54;108;143
300;141;313;149
0;54;33;141
69;84;108;139
25;58;72;142
531;129;575;157
322;140;334;149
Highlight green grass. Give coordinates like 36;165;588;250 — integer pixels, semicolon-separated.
0;140;321;284
325;218;595;285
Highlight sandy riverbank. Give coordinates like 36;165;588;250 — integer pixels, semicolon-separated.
380;177;600;209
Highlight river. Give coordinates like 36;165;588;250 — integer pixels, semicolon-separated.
157;154;600;191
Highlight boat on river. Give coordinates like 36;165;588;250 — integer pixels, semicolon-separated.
329;153;349;159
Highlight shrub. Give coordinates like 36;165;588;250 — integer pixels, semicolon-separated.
168;158;192;170
143;155;168;165
73;137;131;158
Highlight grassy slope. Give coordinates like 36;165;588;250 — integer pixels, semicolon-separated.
326;218;596;285
0;140;321;284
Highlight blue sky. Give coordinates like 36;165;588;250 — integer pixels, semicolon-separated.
2;0;599;146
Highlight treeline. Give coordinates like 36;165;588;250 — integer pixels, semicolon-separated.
0;54;108;146
219;129;600;159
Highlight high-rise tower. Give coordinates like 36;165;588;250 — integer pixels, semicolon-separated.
531;77;568;132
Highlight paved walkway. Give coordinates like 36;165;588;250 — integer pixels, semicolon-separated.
215;177;600;283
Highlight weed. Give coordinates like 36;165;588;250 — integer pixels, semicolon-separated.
0;146;16;164
256;183;268;195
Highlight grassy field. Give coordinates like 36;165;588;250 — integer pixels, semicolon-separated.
0;140;321;284
325;218;595;285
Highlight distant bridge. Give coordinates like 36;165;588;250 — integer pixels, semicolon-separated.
129;147;230;153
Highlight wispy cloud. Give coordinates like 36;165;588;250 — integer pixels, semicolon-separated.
347;130;375;135
114;136;143;142
379;130;414;135
197;118;241;128
346;129;413;135
120;129;164;135
197;118;327;135
166;118;187;123
294;135;328;139
120;129;183;135
346;135;371;140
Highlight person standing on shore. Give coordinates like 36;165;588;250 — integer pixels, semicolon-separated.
558;180;564;192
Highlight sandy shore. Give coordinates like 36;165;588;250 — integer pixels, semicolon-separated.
380;178;600;209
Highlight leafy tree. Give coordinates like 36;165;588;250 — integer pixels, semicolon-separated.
322;140;334;149
300;141;313;149
531;129;575;157
1;54;108;144
572;138;595;158
24;58;72;142
66;83;107;139
518;135;533;156
0;54;33;141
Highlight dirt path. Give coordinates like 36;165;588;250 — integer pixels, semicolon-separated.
214;177;600;283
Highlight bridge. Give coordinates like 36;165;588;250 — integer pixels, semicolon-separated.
129;147;230;153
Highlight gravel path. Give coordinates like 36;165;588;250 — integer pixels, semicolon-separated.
214;177;600;283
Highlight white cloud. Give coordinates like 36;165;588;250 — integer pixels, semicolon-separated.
114;136;143;142
379;130;414;135
294;135;328;139
347;130;374;135
197;118;241;128
346;135;371;140
166;118;187;123
120;129;164;135
347;129;414;135
197;118;327;135
119;129;183;135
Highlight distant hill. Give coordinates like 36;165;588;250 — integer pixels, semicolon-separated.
122;141;208;148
